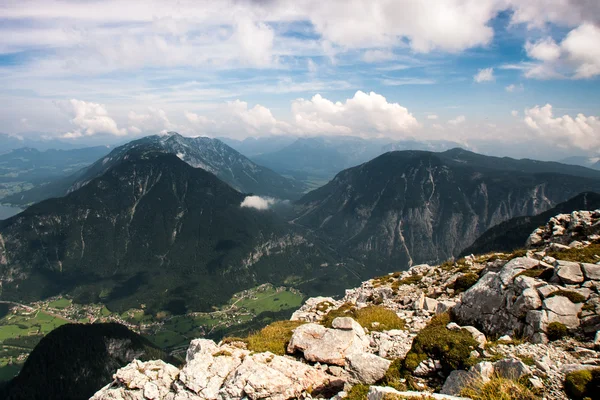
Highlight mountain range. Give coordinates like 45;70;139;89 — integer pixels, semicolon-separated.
0;149;355;313
293;148;600;269
4;133;305;206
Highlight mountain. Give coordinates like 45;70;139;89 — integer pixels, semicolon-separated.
251;136;464;184
0;323;175;400
460;191;600;256
0;149;356;313
4;133;305;206
560;155;600;170
0;133;83;154
293;148;600;270
218;136;298;157
0;146;111;200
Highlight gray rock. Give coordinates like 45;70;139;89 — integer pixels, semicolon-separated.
440;370;479;396
287;318;369;366
446;322;461;331
436;300;457;315
423;297;439;312
470;361;494;383
462;326;487;348
345;353;391;384
581;263;600;280
413;358;442;377
493;358;531;380
543;296;583;329
595;331;600;349
555;260;584;284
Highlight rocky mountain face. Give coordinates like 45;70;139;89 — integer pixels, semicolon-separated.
0;323;174;400
91;208;600;400
5;132;304;206
461;191;600;256
0;150;353;312
293;149;600;272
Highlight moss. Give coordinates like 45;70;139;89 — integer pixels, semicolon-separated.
245;320;305;355
452;273;479;293
582;302;595;312
315;301;334;313
508;249;528;259
515;266;554;280
564;368;600;400
346;384;370;400
404;312;478;374
381;359;408;391
547;322;568;341
461;377;537;400
517;355;536;366
395;274;423;287
548;290;587;303
440;260;455;271
321;305;405;332
212;350;232;357
548;243;600;263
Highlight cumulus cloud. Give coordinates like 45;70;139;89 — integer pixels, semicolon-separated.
448;115;466;125
231;16;275;67
524;104;600;150
128;107;174;135
240;195;276;210
61;99;126;138
522;23;600;79
291;90;419;138
474;67;495;83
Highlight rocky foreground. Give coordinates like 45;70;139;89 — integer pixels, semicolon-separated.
92;210;600;400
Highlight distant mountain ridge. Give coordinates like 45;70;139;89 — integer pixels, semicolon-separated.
293;148;600;270
5;133;305;206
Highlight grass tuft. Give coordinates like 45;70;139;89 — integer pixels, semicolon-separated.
461;376;537;400
321;305;406;332
452;273;479;293
564;368;600;400
548;243;600;263
547;322;568;341
245;320;304;355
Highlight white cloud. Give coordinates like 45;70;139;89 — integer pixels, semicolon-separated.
362;49;395;63
291;90;419;138
505;83;524;92
61;99;126;138
511;110;519;117
473;67;495;83
448;115;466;125
128;107;174;135
524;104;600;151
231;16;275;67
427;114;439;120
522;23;600;79
240;195;276;210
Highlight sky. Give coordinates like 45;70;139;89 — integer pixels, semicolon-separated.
0;0;599;160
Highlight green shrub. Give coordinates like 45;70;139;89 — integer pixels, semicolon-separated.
321;305;405;332
548;290;586;303
404;312;478;373
547;322;568;341
461;377;537;400
380;359;408;391
245;320;304;355
346;384;370;400
452;273;479;293
395;274;423;286
564;368;600;400
548;243;600;263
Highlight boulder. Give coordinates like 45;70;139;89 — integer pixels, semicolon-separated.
543;296;583;329
470;361;494;383
413;358;442;377
555;260;584;284
436;300;457;315
286;317;369;366
581;263;600;281
462;326;486;348
423;297;439;312
440;370;479;396
493;358;531;380
345;353;391;384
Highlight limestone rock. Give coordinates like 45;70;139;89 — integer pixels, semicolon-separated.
462;326;487;348
581;263;600;280
440;370;479;396
470;361;494;383
543;296;583;329
555;261;584;284
345;353;391;384
286;317;369;366
493;358;531;380
368;386;470;400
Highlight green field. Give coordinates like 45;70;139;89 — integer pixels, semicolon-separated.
48;298;72;310
233;287;304;314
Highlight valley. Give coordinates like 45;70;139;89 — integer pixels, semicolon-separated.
0;284;304;381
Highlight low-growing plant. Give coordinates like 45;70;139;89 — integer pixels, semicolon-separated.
452;273;479;293
245;320;305;355
395;274;423;286
321;304;406;332
515;266;554;280
547;321;568;341
548;243;600;263
346;384;370;400
212;350;232;357
548;290;586;303
403;312;478;374
461;376;537;400
564;368;600;400
508;249;528;259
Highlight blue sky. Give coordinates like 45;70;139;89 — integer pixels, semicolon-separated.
0;0;599;160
